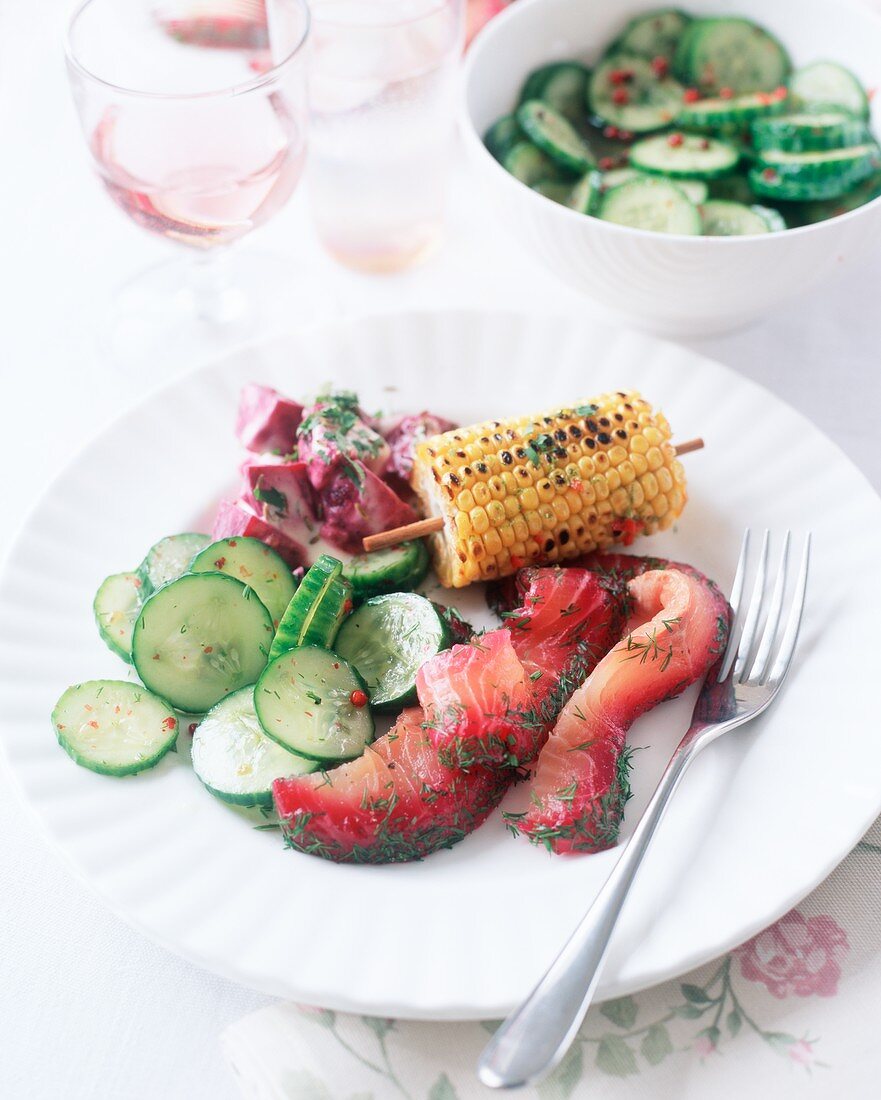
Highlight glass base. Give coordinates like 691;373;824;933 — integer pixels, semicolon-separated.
98;249;338;378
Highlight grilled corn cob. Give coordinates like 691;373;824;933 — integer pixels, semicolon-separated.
411;391;687;588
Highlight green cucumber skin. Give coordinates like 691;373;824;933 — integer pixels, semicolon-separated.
612;9;692;63
589;55;684;134
752;111;870;154
790;61;870;121
93;571;145;663
255;647;375;763
674;17;791;96
518;62;591;123
748;164;875;202
485;115;524;162
630;134;740;179
52;680;179;777
503;141;568;186
756;144;880;182
343;541;430;601
516;101;596;173
131;572;274;715
598;177;701;234
190;536;297;629
269;554;350;661
677;91;789;131
138;533;211;593
191;687;317;808
334;594;451;712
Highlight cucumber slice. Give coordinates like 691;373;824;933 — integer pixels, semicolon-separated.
603;166;708;204
532;181;573;203
798;170;881;222
699;199;772;235
517;101;596;173
52;680;178;776
674;17;791;96
502;141;567;186
677;89;789;130
334;594;451;711
93;571;145;662
752;108;871;153
751;204;788;231
709;173;757;203
613;9;691;62
519;62;591;124
191;687;317;807
131;572;274;713
138;533;211;592
190;536;297;629
757;143;880;182
790;61;869;121
598;177;701;234
630;133;739;179
485;115;524;162
255;646;374;763
269;554;351;661
342;540;430;600
588;54;684;133
748;164;864;202
568;170;603;213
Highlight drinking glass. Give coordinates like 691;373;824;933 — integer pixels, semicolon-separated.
66;0;311;363
308;0;465;273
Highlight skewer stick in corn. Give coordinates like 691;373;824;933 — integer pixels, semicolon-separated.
365;393;696;586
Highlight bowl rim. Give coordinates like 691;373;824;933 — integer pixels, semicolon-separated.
458;0;881;243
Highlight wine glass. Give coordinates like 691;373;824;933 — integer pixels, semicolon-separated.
66;0;312;367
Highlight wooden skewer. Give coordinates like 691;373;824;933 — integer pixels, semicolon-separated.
362;437;704;553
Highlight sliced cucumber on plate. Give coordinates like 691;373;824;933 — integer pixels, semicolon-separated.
52;679;178;776
598;177;701;234
94;571;145;662
484;115;524;162
517;101;596;173
674;17;791;95
342;540;430;600
190;535;297;628
790;61;870;121
335;593;451;711
612;8;691;62
752;108;870;154
138;532;211;592
699;199;776;235
589;54;684;133
519;61;591;124
630;132;740;178
255;646;374;763
191;687;317;807
132;572;274;714
270;554;351;660
502;141;567;186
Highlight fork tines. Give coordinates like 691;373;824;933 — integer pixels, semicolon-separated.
718;529;811;687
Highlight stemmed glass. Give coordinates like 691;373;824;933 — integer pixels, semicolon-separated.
66;0;311;365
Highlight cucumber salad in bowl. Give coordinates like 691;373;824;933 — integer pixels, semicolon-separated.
484;7;881;235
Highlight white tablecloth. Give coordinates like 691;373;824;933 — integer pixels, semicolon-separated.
1;2;878;1097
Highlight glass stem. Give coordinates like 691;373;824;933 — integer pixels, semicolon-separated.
187;246;249;328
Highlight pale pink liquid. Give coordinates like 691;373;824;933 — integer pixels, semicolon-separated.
91;98;305;248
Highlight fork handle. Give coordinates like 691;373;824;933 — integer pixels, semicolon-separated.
477;733;709;1090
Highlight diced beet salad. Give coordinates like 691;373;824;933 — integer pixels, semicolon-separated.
215;385;453;562
485;7;880;236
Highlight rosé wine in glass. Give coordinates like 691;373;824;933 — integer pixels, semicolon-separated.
66;0;312;366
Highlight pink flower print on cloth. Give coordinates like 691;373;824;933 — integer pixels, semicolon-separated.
736;909;849;999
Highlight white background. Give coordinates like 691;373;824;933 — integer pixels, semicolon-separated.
1;2;878;1098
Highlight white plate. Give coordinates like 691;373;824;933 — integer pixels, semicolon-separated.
1;309;879;1020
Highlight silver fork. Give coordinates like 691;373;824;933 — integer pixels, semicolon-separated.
478;529;812;1090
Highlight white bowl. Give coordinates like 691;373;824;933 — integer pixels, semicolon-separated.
461;0;881;336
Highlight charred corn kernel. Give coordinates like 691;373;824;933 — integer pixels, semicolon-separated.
411;390;688;587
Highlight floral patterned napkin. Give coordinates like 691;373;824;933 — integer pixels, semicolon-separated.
222;818;881;1098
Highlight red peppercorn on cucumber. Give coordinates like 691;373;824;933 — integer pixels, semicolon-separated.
410;391;687;587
